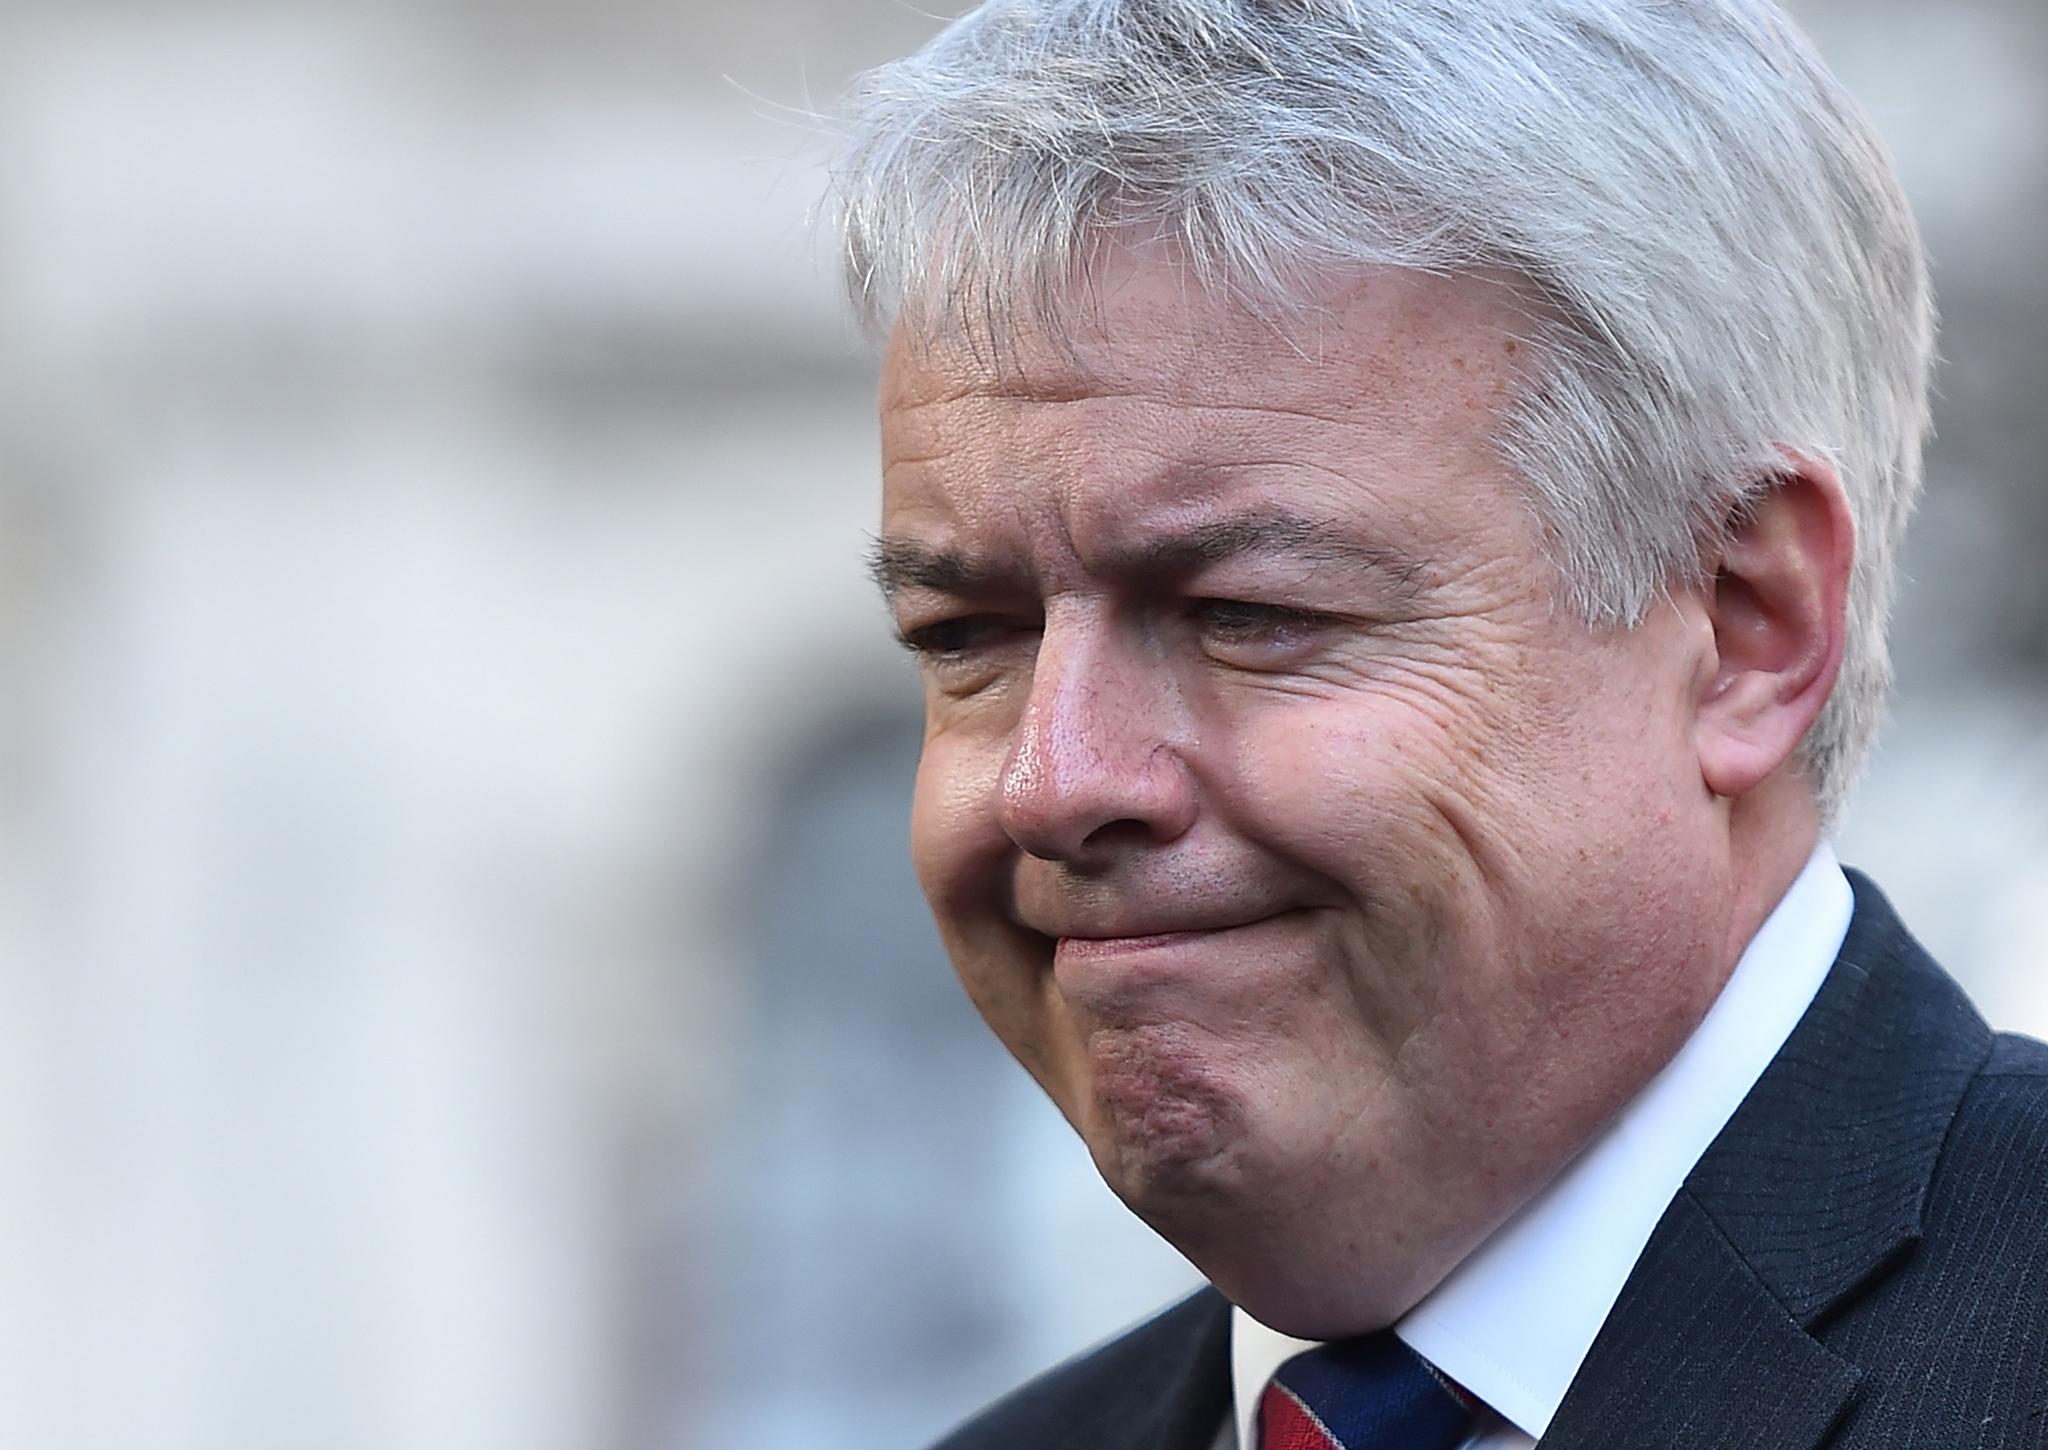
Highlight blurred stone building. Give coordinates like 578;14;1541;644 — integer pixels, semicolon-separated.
0;3;2040;1448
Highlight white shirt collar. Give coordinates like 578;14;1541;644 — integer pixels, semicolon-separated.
1230;844;1853;1447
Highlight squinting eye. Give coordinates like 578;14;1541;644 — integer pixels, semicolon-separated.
1188;599;1330;662
897;613;1037;696
1194;599;1287;631
898;614;1014;658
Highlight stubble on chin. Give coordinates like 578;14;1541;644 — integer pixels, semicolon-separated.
1079;1020;1249;1212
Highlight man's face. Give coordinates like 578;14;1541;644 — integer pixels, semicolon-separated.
877;261;1734;1335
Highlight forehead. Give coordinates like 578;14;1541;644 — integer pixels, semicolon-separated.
883;257;1521;420
878;259;1532;562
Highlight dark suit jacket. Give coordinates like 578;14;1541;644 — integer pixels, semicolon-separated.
932;872;2048;1448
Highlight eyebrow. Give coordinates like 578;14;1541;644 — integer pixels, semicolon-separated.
867;508;1425;603
866;538;1033;602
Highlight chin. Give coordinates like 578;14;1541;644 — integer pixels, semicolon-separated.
1228;1269;1422;1340
1080;1103;1448;1336
1076;1022;1252;1210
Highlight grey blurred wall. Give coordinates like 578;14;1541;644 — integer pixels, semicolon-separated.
0;3;2040;1449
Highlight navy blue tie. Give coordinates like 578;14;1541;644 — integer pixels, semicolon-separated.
1257;1333;1476;1449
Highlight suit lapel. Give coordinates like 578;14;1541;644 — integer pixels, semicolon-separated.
1117;1287;1233;1450
1542;872;1993;1449
1540;1190;1861;1448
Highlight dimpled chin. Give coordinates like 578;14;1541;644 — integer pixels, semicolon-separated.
1078;1021;1251;1208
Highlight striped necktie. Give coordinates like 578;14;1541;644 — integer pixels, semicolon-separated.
1257;1333;1476;1450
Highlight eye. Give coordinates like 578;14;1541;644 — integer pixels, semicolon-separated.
1187;599;1331;664
897;614;1014;658
897;613;1038;696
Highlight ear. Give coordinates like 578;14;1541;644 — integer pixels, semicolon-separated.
1693;452;1855;801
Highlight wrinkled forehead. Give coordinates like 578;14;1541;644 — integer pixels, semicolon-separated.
880;251;1531;435
874;252;1551;600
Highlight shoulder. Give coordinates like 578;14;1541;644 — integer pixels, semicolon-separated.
1747;873;2048;1439
928;1289;1231;1450
1978;1029;2048;1081
1823;1029;2048;1441
1926;1029;2048;1235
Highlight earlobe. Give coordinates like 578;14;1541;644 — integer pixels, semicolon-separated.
1694;454;1854;801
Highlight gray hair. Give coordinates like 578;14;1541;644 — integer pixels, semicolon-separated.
830;0;1935;821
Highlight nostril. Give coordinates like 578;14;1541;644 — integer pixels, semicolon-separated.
1081;817;1175;852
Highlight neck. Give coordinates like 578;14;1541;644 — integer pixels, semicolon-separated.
1720;770;1823;977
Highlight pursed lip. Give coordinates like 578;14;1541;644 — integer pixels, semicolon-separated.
1039;911;1309;1015
1055;925;1257;958
1042;911;1294;962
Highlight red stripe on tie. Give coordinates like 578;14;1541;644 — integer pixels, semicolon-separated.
1258;1382;1345;1450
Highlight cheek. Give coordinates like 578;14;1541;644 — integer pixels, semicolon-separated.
906;732;1074;1076
1207;673;1677;1040
907;729;1005;909
1215;684;1507;888
1205;699;1496;1036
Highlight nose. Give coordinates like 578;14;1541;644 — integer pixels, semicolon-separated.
997;620;1197;862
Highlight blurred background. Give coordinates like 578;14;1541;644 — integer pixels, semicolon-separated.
0;2;2040;1447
